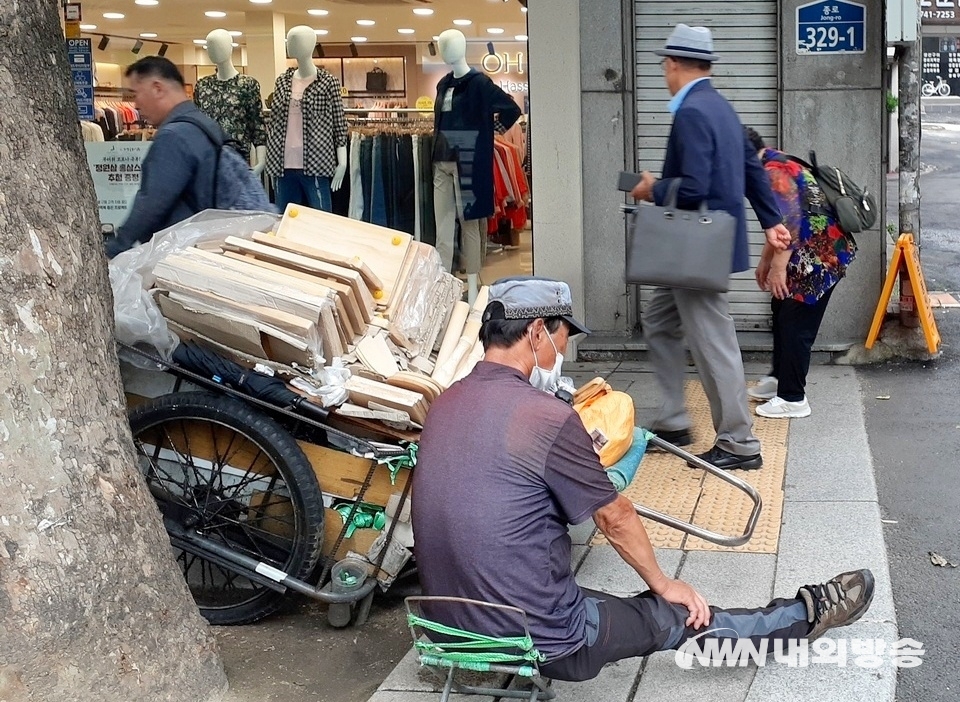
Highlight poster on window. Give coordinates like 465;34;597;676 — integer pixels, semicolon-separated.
84;142;152;227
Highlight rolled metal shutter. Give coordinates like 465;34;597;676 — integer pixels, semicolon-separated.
634;0;779;331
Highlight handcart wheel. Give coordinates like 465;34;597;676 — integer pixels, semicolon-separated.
129;392;325;625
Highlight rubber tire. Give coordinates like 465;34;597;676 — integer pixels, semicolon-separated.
129;391;325;625
922;83;936;97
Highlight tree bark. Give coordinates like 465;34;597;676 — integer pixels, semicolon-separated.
0;5;226;701
898;9;922;238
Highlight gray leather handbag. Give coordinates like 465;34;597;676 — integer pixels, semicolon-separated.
625;179;736;293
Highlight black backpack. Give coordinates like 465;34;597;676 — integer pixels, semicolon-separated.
167;113;274;213
787;151;877;236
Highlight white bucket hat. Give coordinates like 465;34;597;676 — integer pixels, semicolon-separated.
654;23;720;62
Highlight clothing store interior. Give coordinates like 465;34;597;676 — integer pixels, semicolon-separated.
79;0;533;290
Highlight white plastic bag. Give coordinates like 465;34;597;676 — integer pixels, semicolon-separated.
109;209;280;369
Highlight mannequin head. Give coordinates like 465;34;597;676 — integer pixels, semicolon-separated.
438;29;467;66
205;29;234;65
286;25;317;64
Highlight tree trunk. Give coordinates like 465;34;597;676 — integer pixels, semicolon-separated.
0;6;227;701
898;12;922;238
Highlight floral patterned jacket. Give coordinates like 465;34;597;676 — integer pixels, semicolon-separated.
194;74;267;159
761;148;857;303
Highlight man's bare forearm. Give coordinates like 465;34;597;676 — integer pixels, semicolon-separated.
594;495;669;592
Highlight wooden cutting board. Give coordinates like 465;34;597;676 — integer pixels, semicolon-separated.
224;236;375;322
274;205;412;307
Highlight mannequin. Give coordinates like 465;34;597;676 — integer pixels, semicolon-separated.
194;29;267;175
263;25;348;213
432;29;521;304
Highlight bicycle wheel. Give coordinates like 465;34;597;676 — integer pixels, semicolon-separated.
940;83;952;97
129;392;325;625
922;83;936;97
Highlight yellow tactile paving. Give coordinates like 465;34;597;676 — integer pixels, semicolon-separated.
591;379;789;554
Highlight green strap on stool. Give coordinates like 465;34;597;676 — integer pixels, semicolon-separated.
408;613;546;668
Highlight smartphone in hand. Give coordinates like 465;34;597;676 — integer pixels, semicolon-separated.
617;171;643;193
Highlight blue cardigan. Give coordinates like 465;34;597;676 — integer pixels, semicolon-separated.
651;80;782;274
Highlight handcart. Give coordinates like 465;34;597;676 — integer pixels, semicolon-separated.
121;341;419;629
121;337;761;633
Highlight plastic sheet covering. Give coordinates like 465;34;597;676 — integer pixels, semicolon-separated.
109;209;280;369
390;245;463;356
290;359;352;408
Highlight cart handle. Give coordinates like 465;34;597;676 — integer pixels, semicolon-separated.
632;435;763;548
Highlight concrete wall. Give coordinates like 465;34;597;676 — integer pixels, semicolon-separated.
530;0;635;336
528;0;586;325
577;0;637;335
780;0;887;346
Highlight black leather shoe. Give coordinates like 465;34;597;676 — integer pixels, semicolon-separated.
652;428;692;447
687;446;763;471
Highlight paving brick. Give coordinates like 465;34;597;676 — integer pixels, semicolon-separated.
568;517;596;546
550;657;642;702
632;652;757;702
774;501;896;625
677;552;776;609
577;547;683;596
744;621;898;702
784;369;878;503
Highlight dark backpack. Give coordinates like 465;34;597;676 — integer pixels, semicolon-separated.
787;151;877;236
168;113;274;213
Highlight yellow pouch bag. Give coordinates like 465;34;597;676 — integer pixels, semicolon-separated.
573;378;635;467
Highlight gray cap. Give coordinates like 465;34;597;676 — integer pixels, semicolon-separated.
482;276;590;337
654;24;719;62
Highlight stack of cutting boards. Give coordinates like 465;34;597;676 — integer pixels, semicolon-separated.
151;205;492;432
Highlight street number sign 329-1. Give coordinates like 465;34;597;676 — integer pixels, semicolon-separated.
796;1;866;55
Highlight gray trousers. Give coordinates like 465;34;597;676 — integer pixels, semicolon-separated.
643;287;760;456
433;161;485;275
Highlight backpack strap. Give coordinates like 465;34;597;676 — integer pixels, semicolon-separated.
166;112;225;210
784;153;815;173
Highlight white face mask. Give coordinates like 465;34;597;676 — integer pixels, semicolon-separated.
529;329;564;394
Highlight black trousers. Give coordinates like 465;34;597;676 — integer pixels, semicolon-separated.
770;286;835;402
539;588;811;683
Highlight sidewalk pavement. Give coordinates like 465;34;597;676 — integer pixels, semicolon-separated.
367;363;898;702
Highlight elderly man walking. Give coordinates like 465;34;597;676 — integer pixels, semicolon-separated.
631;24;791;471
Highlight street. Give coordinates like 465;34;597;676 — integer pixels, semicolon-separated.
218;121;960;702
860;115;960;702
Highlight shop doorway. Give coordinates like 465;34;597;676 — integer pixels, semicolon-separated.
80;0;533;288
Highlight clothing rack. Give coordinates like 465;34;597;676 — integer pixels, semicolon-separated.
344;108;431;114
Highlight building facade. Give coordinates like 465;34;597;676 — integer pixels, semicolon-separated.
529;0;887;351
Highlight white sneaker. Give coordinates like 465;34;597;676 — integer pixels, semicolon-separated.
756;396;811;419
747;376;778;401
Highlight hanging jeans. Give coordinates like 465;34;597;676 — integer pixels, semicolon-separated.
360;136;374;223
369;136;388;227
395;135;417;236
434;161;485;274
348;133;364;221
275;169;332;213
419;135;437;247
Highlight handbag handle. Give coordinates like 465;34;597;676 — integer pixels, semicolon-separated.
664;178;711;220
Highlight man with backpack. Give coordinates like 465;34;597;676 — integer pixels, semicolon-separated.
105;56;270;259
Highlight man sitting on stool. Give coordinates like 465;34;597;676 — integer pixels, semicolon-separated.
411;275;874;681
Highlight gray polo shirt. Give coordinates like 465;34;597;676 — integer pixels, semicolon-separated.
411;361;618;661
